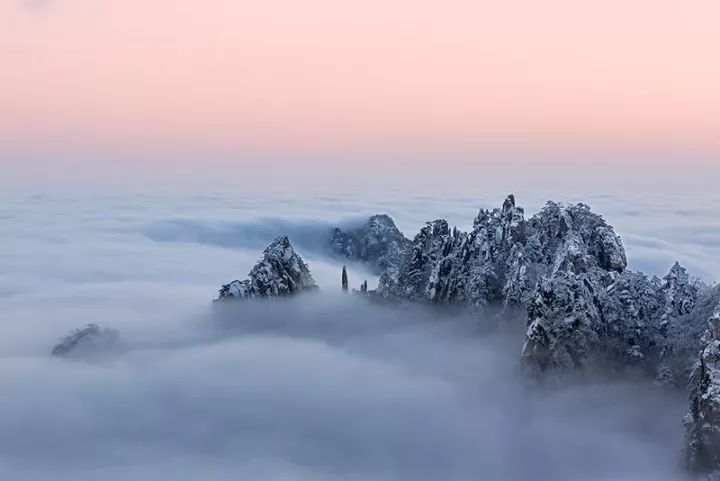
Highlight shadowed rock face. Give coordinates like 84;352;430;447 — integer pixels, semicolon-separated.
329;214;411;276
685;301;720;477
216;236;317;301
51;324;119;357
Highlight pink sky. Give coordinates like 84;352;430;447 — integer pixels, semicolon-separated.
1;0;719;170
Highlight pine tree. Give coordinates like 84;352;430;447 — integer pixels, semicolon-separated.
341;266;348;291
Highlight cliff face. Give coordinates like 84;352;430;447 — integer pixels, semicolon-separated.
685;298;720;477
516;200;633;377
521;270;607;377
216;236;317;301
522;262;714;379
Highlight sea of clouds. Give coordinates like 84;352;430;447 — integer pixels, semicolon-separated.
0;186;716;480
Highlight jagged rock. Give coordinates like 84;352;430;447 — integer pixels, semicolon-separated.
329;214;411;275
390;219;456;301
527;201;627;274
378;195;626;314
377;196;526;308
685;303;720;477
505;198;713;381
655;266;710;382
662;262;702;320
522;260;713;380
341;265;348;291
216;236;317;301
601;271;664;367
51;324;119;357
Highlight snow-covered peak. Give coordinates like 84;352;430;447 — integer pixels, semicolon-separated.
264;235;298;262
660;262;703;320
366;214;400;234
473;193;526;235
530;201;627;274
216;236;317;301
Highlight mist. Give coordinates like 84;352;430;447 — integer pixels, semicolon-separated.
0;293;690;481
0;188;711;480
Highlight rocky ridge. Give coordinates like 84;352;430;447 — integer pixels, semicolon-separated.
347;195;709;386
351;194;717;477
377;195;626;308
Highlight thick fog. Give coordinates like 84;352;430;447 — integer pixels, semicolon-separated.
0;189;712;480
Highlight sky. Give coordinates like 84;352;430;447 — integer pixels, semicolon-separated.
1;0;718;184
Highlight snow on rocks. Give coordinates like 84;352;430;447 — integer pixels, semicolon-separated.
685;300;720;477
378;194;627;313
216;236;317;301
522;259;713;381
360;194;709;385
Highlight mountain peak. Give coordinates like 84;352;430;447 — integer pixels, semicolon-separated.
216;236;317;301
328;214;411;275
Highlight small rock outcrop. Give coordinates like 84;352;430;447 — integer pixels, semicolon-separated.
51;324;119;357
216;236;317;301
329;214;411;275
685;302;720;477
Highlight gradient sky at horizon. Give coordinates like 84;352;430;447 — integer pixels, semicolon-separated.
1;0;718;183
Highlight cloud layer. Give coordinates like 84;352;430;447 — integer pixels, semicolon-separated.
0;295;691;481
0;189;712;480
